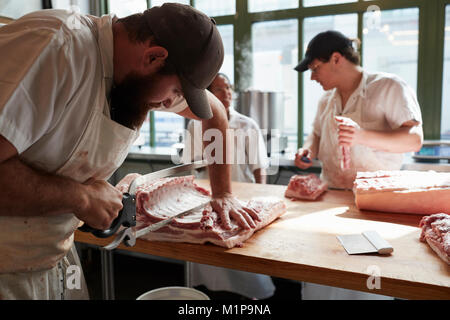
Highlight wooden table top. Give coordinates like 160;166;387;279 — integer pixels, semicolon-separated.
75;180;450;300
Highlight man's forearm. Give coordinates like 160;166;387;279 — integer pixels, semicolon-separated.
202;95;232;197
303;133;319;158
0;157;86;217
359;126;423;153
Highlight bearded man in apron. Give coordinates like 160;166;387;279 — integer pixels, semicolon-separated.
294;31;423;300
0;4;258;300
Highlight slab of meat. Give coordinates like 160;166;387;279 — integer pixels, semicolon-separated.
117;175;286;248
335;116;354;171
353;170;450;215
284;174;328;201
340;145;351;171
419;213;450;265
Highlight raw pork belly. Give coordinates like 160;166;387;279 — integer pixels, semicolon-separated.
124;175;286;248
419;213;450;265
353;170;450;215
284;174;328;201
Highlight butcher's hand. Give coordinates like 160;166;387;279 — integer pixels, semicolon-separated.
295;148;313;169
335;116;362;147
211;193;261;230
75;179;124;230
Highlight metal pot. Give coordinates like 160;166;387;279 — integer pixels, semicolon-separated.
236;90;285;132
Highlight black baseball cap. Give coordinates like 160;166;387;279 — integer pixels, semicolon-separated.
144;3;224;119
295;30;353;72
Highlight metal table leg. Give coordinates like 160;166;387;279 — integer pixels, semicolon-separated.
100;249;115;300
185;261;192;288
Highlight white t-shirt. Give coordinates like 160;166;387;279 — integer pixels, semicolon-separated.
0;10;114;173
183;108;269;183
312;71;423;189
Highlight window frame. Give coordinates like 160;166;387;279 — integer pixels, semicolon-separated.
102;0;449;146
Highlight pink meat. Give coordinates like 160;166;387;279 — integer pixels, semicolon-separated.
419;213;450;265
353;170;450;215
284;174;328;201
340;145;351;170
335;116;353;170
117;175;286;248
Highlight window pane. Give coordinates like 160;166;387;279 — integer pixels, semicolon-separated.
303;14;357;139
0;0;42;19
109;0;147;17
218;25;234;84
442;5;450;140
303;0;356;7
249;0;297;13
52;0;90;14
362;8;419;91
150;0;190;7
252;19;298;152
195;0;235;17
154;112;185;147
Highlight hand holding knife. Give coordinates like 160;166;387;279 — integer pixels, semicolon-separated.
78;160;209;249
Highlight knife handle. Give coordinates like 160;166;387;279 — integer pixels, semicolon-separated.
78;193;137;238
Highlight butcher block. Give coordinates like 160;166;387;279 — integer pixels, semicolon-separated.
75;180;450;300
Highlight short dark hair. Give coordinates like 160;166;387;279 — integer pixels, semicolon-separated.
118;13;177;75
207;72;232;91
118;13;154;43
319;39;361;66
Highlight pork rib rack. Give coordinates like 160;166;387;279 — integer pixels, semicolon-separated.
117;175;286;248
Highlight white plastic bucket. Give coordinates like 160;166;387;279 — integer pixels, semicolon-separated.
137;286;210;300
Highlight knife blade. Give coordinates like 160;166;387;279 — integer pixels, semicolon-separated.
128;160;209;195
135;201;210;238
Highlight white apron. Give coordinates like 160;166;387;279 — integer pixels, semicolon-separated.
304;91;395;300
0;20;137;299
317;93;402;190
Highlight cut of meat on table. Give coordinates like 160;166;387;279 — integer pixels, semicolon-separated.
284;174;328;201
353;170;450;215
116;175;287;248
419;213;450;265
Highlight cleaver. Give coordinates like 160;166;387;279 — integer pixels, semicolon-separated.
337;230;393;255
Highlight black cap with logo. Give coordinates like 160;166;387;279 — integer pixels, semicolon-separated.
144;3;224;119
295;30;353;72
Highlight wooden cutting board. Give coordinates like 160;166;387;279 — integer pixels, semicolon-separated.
75;179;450;299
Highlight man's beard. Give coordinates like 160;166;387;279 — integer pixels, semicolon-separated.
109;72;154;130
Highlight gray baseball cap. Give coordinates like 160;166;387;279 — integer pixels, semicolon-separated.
144;3;224;119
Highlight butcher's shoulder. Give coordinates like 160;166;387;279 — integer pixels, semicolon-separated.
365;71;411;95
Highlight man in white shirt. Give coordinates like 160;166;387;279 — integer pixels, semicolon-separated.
0;4;258;299
185;73;269;183
295;30;423;190
294;30;423;299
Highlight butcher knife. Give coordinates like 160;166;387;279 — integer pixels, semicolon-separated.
337;231;393;255
78;160;209;238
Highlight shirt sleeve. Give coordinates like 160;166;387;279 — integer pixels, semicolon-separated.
381;77;423;129
0;22;71;154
